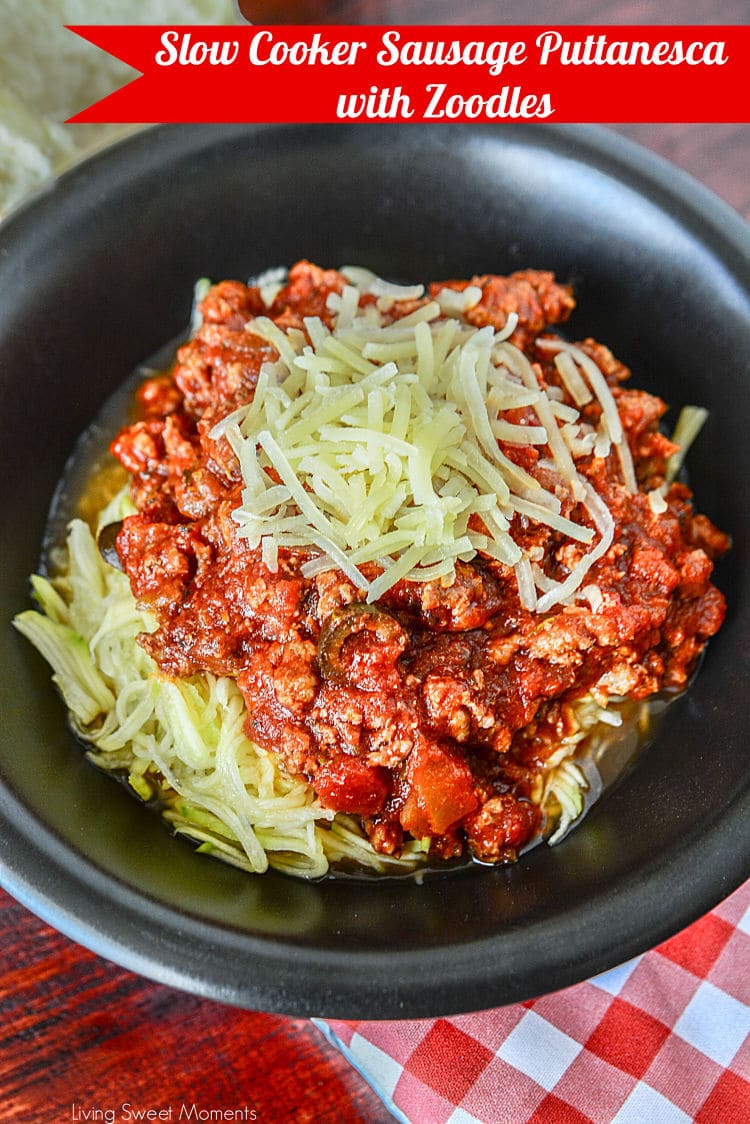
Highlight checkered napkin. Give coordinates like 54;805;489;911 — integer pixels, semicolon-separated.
316;879;750;1123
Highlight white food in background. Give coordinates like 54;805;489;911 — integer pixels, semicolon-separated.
0;0;235;217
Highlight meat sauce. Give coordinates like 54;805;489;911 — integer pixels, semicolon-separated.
109;262;728;865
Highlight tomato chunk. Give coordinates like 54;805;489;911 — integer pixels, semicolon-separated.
399;740;479;838
316;756;390;816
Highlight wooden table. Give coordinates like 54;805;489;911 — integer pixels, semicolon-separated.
0;886;392;1122
2;5;747;1121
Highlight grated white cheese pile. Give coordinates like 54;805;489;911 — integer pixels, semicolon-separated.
212;268;637;612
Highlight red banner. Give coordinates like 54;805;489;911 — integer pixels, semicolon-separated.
66;25;749;125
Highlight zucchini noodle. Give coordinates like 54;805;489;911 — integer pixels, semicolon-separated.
15;507;618;877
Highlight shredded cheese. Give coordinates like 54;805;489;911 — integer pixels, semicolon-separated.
536;337;638;493
217;270;640;606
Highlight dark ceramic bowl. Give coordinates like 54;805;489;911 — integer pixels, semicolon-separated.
0;124;748;1018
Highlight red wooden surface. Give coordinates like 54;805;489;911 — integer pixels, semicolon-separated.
2;4;748;1121
0;890;392;1123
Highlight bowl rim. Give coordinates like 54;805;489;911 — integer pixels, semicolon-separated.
1;121;748;1018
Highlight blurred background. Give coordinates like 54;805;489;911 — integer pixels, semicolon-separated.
0;0;747;219
238;0;749;25
0;0;235;216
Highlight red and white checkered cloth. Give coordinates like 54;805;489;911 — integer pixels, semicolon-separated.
316;879;750;1123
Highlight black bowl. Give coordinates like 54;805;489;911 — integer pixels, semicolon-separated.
1;124;748;1018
